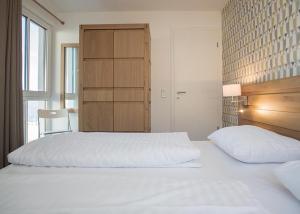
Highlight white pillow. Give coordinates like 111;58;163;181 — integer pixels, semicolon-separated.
8;132;201;168
207;125;300;163
275;160;300;200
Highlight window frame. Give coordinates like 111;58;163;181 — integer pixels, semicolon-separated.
22;8;52;143
60;43;79;113
22;8;52;100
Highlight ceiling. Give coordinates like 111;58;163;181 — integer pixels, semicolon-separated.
38;0;227;13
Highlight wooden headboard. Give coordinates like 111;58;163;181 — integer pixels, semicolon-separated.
239;76;300;140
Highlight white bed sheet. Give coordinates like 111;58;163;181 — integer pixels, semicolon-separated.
0;141;299;214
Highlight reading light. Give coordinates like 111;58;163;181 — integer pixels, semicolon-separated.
222;84;247;107
223;84;241;103
223;84;241;97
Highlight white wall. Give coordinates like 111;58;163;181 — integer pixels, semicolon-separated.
51;11;222;132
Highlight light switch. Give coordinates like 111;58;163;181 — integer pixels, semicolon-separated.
161;88;167;98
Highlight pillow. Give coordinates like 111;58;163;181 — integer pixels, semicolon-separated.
8;132;201;168
207;125;300;163
275;160;300;200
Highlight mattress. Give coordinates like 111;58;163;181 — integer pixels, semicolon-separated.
0;141;299;214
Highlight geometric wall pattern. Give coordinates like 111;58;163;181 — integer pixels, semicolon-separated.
222;0;300;127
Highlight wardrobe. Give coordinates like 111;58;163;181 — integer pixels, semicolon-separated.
79;24;151;132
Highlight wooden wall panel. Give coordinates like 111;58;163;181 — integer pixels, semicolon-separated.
82;102;113;131
239;76;300;140
114;88;144;101
114;102;144;131
247;94;300;113
83;30;114;58
114;59;144;87
241;106;300;131
83;88;113;101
114;30;145;58
242;77;300;96
83;60;113;87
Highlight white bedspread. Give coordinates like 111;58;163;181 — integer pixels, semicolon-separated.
1;142;299;214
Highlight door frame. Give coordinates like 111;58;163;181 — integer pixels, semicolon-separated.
170;26;222;132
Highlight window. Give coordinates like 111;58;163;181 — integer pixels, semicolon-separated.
24;100;46;142
22;16;27;90
22;11;51;143
65;47;77;95
29;21;46;91
61;44;79;110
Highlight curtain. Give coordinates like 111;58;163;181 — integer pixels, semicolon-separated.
0;0;23;168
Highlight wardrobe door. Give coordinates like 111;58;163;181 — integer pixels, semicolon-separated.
113;59;145;131
83;30;114;58
81;60;114;131
114;30;145;58
114;102;144;131
80;29;114;131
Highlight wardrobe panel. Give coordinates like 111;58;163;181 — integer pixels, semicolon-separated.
82;102;113;131
114;88;144;101
83;88;113;101
114;102;144;131
83;60;113;87
114;59;144;87
83;30;114;58
114;30;145;58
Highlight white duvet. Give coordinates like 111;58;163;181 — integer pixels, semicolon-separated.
8;132;201;168
0;173;268;214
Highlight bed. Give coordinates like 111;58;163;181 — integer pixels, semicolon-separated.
0;141;299;214
0;77;299;213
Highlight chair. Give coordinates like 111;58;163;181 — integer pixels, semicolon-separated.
38;109;72;138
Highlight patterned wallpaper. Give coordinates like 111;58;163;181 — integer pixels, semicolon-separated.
222;0;300;127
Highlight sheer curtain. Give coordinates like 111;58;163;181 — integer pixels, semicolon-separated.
0;0;23;168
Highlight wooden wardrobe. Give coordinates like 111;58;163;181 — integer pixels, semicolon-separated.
79;24;151;132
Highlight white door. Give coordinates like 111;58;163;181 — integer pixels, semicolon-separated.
172;27;222;140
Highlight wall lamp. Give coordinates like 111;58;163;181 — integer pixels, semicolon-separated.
223;84;241;102
223;84;247;112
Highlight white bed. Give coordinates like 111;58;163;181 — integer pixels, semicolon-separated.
0;141;299;214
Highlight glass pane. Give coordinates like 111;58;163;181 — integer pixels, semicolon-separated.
29;21;46;91
22;16;27;90
65;99;76;109
65;47;78;94
27;100;46;142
